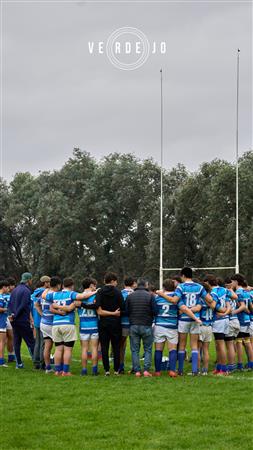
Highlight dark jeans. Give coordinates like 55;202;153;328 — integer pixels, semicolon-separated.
34;327;44;368
12;321;35;365
99;321;121;372
130;325;153;372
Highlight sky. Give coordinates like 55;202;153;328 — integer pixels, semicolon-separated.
1;0;252;181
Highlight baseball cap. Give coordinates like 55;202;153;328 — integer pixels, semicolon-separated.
20;272;33;283
40;275;51;283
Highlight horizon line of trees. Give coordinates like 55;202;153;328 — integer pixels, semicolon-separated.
0;148;253;287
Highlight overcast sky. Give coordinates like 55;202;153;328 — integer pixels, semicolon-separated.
1;0;252;181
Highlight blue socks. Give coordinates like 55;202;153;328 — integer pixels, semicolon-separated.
155;350;162;372
63;364;70;373
92;365;98;375
169;350;177;372
81;368;88;376
45;364;52;371
55;364;62;372
0;358;5;365
178;351;185;374
191;350;198;374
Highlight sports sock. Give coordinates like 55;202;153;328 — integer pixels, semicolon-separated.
178;351;185;373
154;350;162;372
63;364;70;373
45;364;52;370
221;364;227;372
216;363;222;371
55;364;62;372
247;361;253;368
81;368;88;375
92;365;98;375
191;350;198;373
119;363;124;372
8;353;15;361
0;358;5;365
227;364;234;372
237;363;243;369
169;350;177;372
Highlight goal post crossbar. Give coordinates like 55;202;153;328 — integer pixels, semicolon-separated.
162;266;236;272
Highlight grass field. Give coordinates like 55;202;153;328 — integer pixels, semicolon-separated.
1;339;253;450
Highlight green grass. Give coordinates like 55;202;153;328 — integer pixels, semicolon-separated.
0;340;253;450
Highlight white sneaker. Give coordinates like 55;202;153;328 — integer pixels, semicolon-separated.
0;363;8;368
45;369;54;374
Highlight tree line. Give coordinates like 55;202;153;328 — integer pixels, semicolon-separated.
0;148;252;286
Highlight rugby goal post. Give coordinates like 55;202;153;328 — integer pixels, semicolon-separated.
159;51;240;288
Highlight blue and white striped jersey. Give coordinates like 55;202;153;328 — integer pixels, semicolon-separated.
200;299;213;326
0;293;8;329
236;288;251;327
176;282;206;322
78;294;98;334
46;290;78;326
154;292;178;329
121;288;134;328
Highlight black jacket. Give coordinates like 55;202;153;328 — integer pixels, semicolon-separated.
126;287;156;326
95;285;124;325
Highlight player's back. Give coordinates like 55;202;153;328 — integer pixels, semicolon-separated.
236;288;251;326
0;293;8;329
78;293;97;334
200;299;213;325
121;288;133;327
176;282;205;321
48;290;76;326
154;292;178;329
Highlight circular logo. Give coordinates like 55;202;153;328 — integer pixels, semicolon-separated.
106;27;150;71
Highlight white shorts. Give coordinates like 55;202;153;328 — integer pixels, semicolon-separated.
249;322;253;337
122;327;130;337
153;325;178;344
6;318;12;331
199;325;212;343
178;321;200;335
52;325;77;343
226;319;240;338
0;328;6;333
40;323;53;339
240;325;250;334
212;319;229;335
80;332;99;341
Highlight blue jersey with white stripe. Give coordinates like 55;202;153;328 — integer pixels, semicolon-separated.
229;298;238;321
212;287;231;320
121;288;133;328
0;293;8;329
211;287;228;321
236;288;250;326
31;288;44;328
250;290;253;322
154;292;178;329
4;293;10;310
46;290;78;326
200;299;213;326
78;294;98;334
37;289;55;326
176;282;206;322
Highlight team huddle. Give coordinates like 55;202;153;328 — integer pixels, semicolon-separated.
0;267;253;377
